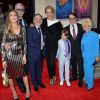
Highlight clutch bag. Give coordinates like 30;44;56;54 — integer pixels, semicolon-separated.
1;68;8;87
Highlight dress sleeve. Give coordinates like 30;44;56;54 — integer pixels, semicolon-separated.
22;27;27;55
1;32;7;61
94;33;99;57
81;34;84;57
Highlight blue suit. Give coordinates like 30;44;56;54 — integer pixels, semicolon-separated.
81;31;99;89
27;26;43;87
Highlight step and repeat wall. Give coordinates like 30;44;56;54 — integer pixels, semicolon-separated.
35;0;98;27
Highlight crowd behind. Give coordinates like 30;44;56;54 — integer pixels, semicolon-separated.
0;2;100;100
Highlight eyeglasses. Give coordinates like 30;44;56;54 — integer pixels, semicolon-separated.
15;9;25;12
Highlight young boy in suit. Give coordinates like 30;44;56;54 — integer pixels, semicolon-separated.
56;29;71;86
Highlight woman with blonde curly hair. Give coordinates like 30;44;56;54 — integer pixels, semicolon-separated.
81;18;99;90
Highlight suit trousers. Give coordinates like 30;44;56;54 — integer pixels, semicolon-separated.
71;54;84;82
58;57;70;82
29;51;43;87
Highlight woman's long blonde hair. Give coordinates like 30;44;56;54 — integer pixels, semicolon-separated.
4;10;19;35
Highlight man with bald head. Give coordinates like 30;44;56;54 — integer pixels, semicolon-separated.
15;3;28;93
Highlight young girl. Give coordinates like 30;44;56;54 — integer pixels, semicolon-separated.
56;28;71;86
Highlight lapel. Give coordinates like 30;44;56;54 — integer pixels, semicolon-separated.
68;25;73;39
69;24;80;40
34;26;39;36
43;18;48;27
23;19;27;28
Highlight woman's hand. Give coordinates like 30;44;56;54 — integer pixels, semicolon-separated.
22;55;26;65
30;23;34;27
96;57;100;62
2;61;7;69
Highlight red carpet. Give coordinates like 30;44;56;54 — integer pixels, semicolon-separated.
0;59;100;100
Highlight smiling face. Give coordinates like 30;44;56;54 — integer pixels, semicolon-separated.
5;10;19;34
33;14;43;27
6;10;19;25
9;11;18;23
45;6;55;20
69;14;77;25
82;19;92;32
15;3;25;18
83;24;92;32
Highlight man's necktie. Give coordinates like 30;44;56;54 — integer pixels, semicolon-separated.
38;28;41;40
19;19;23;26
64;40;70;57
72;25;76;40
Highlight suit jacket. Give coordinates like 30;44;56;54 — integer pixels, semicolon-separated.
27;26;42;61
56;39;71;60
19;18;28;28
64;23;83;56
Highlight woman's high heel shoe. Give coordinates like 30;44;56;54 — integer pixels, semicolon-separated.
12;94;19;100
26;97;30;100
13;98;19;100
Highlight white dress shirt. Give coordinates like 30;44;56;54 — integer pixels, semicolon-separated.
70;23;78;37
35;26;44;50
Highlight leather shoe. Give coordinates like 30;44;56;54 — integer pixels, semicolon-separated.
34;86;38;91
40;83;46;88
13;98;19;100
87;88;93;91
78;83;83;87
78;81;83;87
26;97;30;100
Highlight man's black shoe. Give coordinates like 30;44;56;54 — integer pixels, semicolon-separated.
78;82;83;87
40;83;46;88
78;80;83;87
34;86;38;91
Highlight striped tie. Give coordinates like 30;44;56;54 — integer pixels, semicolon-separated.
72;25;76;39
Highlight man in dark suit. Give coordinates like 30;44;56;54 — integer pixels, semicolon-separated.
15;3;28;93
64;13;84;87
27;14;45;91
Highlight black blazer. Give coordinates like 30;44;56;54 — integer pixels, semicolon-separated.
64;23;83;56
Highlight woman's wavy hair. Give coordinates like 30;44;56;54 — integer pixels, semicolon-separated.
5;10;19;35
